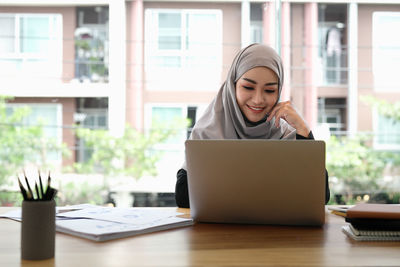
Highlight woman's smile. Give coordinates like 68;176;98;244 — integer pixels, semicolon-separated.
247;105;265;113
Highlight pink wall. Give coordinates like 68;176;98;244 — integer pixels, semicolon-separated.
281;1;291;102
290;4;306;117
126;0;144;130
304;3;318;130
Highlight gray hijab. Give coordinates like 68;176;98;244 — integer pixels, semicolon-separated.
183;44;296;169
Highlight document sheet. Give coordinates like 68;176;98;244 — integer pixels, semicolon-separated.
0;204;193;242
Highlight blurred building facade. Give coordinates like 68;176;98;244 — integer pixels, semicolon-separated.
1;0;400;191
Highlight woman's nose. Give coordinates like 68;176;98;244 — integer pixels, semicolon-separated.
252;90;264;105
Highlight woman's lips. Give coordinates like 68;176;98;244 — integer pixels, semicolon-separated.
247;105;265;113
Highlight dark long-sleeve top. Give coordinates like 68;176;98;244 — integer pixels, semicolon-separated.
175;132;331;208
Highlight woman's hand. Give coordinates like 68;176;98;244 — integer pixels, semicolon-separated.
266;101;310;137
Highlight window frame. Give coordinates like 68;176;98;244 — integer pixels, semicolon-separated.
373;108;400;151
144;8;223;92
317;22;346;86
145;8;222;69
372;12;400;92
0;13;63;79
6;103;63;163
144;103;208;149
145;103;188;152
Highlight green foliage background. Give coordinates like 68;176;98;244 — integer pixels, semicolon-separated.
73;118;188;189
326;96;400;204
0;93;187;206
0;96;69;186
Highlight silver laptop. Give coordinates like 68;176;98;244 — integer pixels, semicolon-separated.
185;139;326;226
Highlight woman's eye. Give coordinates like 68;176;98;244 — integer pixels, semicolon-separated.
265;89;276;93
243;86;254;90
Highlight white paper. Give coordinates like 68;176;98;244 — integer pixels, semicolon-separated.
57;206;183;224
0;203;101;221
56;216;193;241
0;204;193;242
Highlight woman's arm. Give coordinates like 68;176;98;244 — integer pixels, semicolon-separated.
297;131;331;204
175;168;190;208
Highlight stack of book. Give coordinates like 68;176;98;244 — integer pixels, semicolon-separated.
341;203;400;241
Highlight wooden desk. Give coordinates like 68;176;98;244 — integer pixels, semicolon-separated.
1;207;399;267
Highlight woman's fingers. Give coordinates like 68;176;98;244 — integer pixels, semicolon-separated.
267;101;291;126
266;103;281;122
267;101;306;130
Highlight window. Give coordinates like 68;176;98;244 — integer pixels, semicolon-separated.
318;98;346;136
250;3;263;44
75;98;108;163
0;14;62;79
75;6;109;83
151;106;186;146
317;4;347;86
374;112;400;150
145;9;222;91
187;106;197;139
145;105;189;186
373;12;400;91
144;104;206;183
6;103;63;162
147;105;205;146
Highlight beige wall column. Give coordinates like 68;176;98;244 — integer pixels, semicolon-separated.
347;2;358;136
304;2;318;130
263;1;290;101
262;2;275;48
127;0;144;131
280;1;291;102
241;0;251;48
108;0;127;137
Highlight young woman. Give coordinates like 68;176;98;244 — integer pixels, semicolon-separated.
175;43;330;208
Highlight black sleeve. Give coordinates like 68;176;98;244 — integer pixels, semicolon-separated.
175;168;190;208
296;131;331;204
296;131;315;140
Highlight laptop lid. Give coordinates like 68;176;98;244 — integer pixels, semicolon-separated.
185;139;326;226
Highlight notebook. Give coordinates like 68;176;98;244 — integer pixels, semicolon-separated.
342;224;400;241
344;204;400;231
345;217;400;230
185;139;326;226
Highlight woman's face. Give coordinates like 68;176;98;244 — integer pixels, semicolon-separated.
235;66;279;123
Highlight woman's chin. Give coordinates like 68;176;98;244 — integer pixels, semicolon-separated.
244;113;269;126
248;113;267;122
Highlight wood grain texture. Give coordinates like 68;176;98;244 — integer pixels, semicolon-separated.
1;207;400;267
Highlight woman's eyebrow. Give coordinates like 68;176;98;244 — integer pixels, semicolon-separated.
242;78;278;87
242;78;257;84
265;82;278;86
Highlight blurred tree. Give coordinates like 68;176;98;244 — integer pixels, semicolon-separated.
57;181;105;206
0;96;70;187
74;119;188;189
326;135;390;201
362;96;400;121
361;95;400;167
327;96;400;204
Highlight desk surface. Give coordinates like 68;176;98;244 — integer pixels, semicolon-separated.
1;207;400;267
